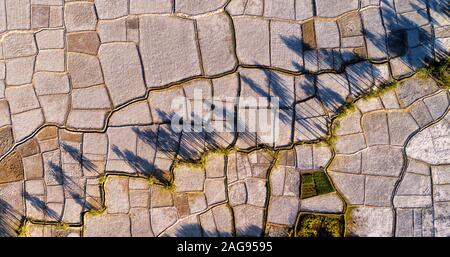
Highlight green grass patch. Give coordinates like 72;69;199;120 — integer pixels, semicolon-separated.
296;214;344;237
326;103;357;145
313;172;334;195
88;207;106;216
302;173;314;184
416;58;450;88
431;58;450;88
362;81;399;99
301;171;334;199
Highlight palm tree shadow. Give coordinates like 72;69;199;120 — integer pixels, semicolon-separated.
280;35;305;71
0;199;22;237
111;144;170;186
169;223;262;237
380;0;445;70
61;143;97;174
47;161;100;211
23;191;60;221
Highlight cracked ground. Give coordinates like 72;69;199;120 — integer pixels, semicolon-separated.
0;0;449;237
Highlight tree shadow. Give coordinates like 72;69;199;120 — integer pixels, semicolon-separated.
387;29;409;57
426;0;450;26
205;99;237;150
240;66;294;125
408;2;448;63
61;143;97;174
239;65;333;144
0;199;21;237
111;144;170;185
280;35;305;71
149;104;263;157
169;223;262;237
316;76;347;113
47;161;100;211
346;61;378;96
296;73;316;101
240;75;270;100
295;118;329;141
23;191;59;221
281;34;346;72
154;110;182;157
379;0;446;70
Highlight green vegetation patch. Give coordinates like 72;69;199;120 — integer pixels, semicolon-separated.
301;171;334;199
55;222;70;231
17;220;29;237
428;58;450;88
296;214;344;237
163;182;176;192
313;172;334;195
414;58;449;90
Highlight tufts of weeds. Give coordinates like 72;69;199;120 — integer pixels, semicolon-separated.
147;176;157;186
363;81;399;99
431;59;450;88
88;208;106;216
97;174;107;185
55;222;69;231
326;103;357;145
417;58;449;88
163;182;176;192
17;221;29;237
